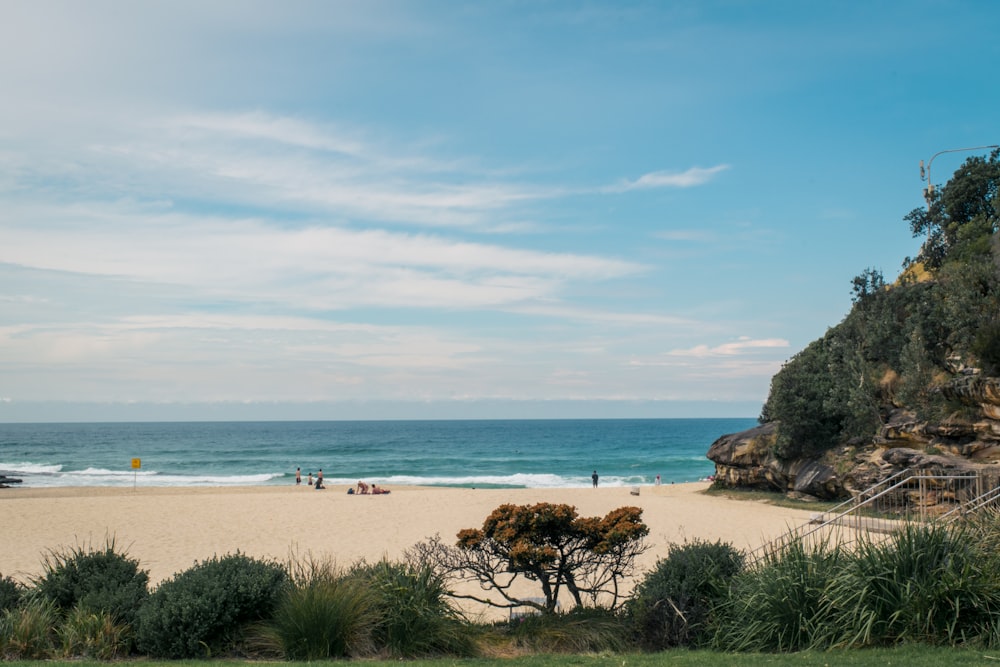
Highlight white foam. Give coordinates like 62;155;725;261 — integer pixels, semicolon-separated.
0;461;62;474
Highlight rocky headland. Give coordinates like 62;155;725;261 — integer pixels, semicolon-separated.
708;374;1000;503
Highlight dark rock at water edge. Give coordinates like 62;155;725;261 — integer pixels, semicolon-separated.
0;475;23;488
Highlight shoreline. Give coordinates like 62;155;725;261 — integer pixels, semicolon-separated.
1;482;814;615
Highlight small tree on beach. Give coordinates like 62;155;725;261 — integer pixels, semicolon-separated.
409;502;648;615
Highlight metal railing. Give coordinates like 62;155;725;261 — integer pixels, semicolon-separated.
747;467;1000;566
941;483;1000;522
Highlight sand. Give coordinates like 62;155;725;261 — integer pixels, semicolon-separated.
1;482;815;597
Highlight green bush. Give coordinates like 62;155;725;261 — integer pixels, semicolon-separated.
757;152;1000;455
256;573;377;659
350;559;475;657
506;606;628;654
57;605;131;659
32;538;149;628
713;538;844;652
973;319;1000;375
135;552;288;658
0;575;23;614
713;520;1000;652
820;523;1000;647
0;598;58;660
626;539;744;649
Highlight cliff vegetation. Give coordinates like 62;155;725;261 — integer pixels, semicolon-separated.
709;149;1000;500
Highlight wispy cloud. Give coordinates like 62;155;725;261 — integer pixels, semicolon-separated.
609;165;730;192
667;337;790;357
0;199;644;312
92;112;567;230
168;112;368;156
0;105;757;408
653;229;720;242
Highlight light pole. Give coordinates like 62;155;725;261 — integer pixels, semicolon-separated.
920;144;999;210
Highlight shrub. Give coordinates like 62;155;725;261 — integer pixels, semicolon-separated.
713;537;844;652
506;606;627;654
973;319;1000;375
626;539;744;649
819;523;1000;647
135;552;288;658
0;575;23;614
254;557;378;660
57;605;131;659
0;598;58;659
32;538;149;628
350;559;475;657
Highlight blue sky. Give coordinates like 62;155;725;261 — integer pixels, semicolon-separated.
1;1;997;422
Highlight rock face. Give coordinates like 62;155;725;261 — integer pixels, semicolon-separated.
707;422;842;500
708;373;1000;501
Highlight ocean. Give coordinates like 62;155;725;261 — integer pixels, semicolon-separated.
0;418;755;489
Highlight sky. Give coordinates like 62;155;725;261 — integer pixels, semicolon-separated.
1;1;998;422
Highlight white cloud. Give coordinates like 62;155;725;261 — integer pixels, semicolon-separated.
0;102;759;409
666;337;790;357
168;112;368;156
0;202;644;312
612;165;730;192
653;229;720;242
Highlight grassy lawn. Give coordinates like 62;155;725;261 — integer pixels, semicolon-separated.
6;646;1000;667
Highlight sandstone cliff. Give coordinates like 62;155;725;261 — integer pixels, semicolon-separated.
707;374;1000;501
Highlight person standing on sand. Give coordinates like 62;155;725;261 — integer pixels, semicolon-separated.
592;470;599;488
295;467;302;485
315;469;325;489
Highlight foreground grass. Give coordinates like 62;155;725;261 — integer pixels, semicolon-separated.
6;646;1000;667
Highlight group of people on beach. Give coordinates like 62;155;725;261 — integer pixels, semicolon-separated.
298;466;678;491
293;467;388;494
354;480;389;494
295;467;325;489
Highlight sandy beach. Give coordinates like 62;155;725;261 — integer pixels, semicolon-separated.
1;482;815;602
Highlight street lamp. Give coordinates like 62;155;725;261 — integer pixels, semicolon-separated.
920;144;999;209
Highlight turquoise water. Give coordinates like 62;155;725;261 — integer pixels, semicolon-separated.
0;418;755;489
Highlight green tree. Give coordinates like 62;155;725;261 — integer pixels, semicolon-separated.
410;503;648;614
907;149;1000;269
762;151;1000;457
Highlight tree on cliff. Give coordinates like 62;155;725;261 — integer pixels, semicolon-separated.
761;150;1000;461
407;502;648;614
906;149;1000;270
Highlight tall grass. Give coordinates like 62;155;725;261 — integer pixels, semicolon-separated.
57;604;131;659
0;598;58;659
712;536;844;652
818;522;1000;647
505;606;628;654
350;559;475;657
712;518;1000;652
253;557;378;660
